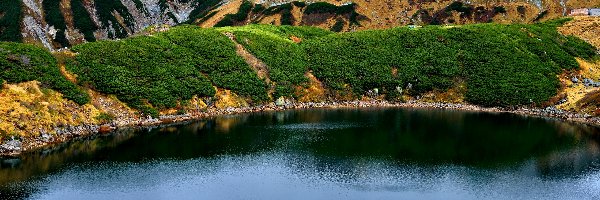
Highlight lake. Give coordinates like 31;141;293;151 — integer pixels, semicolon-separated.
1;108;599;199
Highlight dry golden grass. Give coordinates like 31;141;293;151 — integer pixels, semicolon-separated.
556;59;600;112
558;16;600;51
199;0;243;28
0;81;100;140
295;71;326;102
420;80;466;103
214;88;249;109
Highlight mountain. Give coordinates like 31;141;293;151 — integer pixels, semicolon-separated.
1;0;599;50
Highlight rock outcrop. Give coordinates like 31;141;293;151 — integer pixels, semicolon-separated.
2;0;600;50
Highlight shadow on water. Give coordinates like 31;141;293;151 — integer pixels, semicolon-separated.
1;108;600;198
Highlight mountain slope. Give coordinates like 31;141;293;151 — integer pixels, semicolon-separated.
2;0;599;50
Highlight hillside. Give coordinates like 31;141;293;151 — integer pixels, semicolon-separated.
1;0;599;50
1;18;598;152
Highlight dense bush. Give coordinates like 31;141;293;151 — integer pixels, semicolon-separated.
43;0;70;47
292;1;306;8
222;25;323;97
330;18;345;32
71;0;98;42
214;0;253;27
60;18;598;113
303;2;360;25
303;19;596;106
0;0;22;42
94;0;135;38
69;36;216;116
158;26;267;100
69;26;268;115
186;0;222;24
0;42;89;105
223;24;331;40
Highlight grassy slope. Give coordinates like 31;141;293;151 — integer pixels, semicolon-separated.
2;19;597;119
1;19;598;144
0;42;89;105
302;19;596;106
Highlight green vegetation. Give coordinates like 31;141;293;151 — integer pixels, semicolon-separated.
3;17;597;117
0;0;22;42
71;0;98;42
68;26;267;116
68;34;215;116
330;18;344;32
303;19;596;106
95;112;115;124
214;0;253;27
0;42;89;105
43;0;70;47
220;25;331;97
159;26;267;100
280;5;294;25
94;0;135;38
292;1;306;8
304;2;354;15
186;0;222;24
132;0;147;13
303;2;360;25
493;6;507;14
159;0;169;12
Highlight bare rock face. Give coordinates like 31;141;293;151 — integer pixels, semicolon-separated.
17;0;201;50
7;0;600;50
21;0;54;50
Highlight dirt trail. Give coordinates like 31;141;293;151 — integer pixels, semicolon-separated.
224;32;272;84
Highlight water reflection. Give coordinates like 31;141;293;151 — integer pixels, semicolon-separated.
1;108;599;199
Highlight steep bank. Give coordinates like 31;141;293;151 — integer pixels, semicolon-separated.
1;18;599;155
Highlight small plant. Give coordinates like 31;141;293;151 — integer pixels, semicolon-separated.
95;112;115;124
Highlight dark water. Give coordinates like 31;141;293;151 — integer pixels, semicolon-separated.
1;108;600;200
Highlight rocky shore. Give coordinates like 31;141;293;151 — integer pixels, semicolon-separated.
2;100;599;156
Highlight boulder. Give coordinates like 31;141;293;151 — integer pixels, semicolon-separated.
275;97;286;106
98;125;114;133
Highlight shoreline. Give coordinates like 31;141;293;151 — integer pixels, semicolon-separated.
2;100;599;157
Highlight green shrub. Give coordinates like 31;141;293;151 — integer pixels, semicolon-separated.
281;8;294;25
94;0;135;38
68;35;217;116
303;2;360;25
68;26;268;115
0;42;90;105
223;25;319;97
186;0;222;24
292;1;306;8
95;112;115;124
302;20;596;106
43;0;70;47
252;4;265;13
330;18;344;32
493;6;507;14
0;0;22;42
215;0;253;27
71;0;98;42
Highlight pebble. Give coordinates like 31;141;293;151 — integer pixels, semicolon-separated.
3;100;600;156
